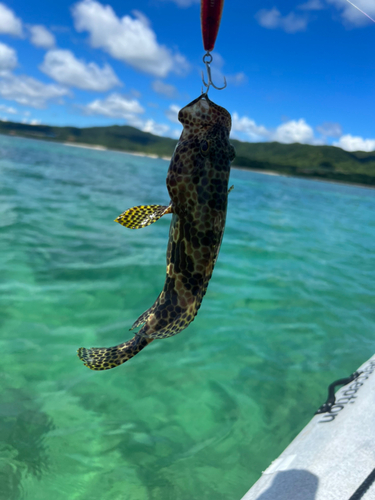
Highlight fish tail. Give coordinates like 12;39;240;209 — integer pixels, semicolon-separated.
77;335;153;371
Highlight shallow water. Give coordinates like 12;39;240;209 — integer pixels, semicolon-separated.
0;134;374;500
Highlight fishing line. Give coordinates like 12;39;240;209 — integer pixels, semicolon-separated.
345;0;375;23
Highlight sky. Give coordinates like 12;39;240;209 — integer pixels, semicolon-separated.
0;0;374;151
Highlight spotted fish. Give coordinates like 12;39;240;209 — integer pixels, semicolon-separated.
77;94;235;370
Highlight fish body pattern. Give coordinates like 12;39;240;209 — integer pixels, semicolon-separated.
78;94;235;370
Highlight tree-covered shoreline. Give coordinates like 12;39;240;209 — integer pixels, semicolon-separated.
1;120;375;186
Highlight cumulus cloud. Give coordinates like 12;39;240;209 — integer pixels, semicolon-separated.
83;93;174;136
273;119;316;143
232;113;322;145
0;72;69;108
327;0;375;25
29;25;56;49
255;7;308;33
0;42;17;71
316;121;342;137
83;93;144;119
142;119;170;136
165;103;180;124
40;49;120;91
229;111;375;151
232;113;270;141
0;103;17;114
333;134;375;152
72;0;188;77
0;3;23;36
152;80;179;98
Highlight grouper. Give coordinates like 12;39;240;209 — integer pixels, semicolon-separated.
77;93;235;370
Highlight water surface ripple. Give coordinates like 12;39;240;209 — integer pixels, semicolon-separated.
0;135;374;500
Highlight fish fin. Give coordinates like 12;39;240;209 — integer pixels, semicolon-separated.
115;204;172;229
130;291;163;329
228;185;234;194
77;335;153;371
130;304;156;330
136;311;186;339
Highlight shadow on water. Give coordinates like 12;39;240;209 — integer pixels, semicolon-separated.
253;469;318;500
0;388;54;500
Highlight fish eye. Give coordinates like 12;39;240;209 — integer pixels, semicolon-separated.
200;140;210;155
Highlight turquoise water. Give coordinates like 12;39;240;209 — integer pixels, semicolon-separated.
1;134;374;500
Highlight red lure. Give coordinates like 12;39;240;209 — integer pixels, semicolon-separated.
201;0;225;52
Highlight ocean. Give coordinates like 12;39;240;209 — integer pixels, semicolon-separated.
1;134;374;500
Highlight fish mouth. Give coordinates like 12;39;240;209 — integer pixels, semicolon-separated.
178;93;232;132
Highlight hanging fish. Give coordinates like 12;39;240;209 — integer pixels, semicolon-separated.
77;93;235;370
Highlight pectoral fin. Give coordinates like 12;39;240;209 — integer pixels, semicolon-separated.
115;203;172;229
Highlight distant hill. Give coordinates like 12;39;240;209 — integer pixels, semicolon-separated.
1;120;374;186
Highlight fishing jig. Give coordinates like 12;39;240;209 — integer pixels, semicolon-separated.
201;0;227;92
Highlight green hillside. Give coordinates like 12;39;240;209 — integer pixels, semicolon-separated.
231;140;375;186
1;120;374;186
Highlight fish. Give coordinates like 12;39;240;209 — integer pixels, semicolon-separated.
77;93;235;370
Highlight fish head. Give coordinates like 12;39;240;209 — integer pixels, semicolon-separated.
175;94;235;165
178;94;232;135
167;94;235;211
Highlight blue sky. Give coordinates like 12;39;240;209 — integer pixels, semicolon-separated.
0;0;374;151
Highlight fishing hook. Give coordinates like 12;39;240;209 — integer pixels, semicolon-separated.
201;52;227;93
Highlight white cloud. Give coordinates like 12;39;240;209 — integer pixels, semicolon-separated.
0;72;69;108
72;0;188;77
40;49;120;91
232;112;270;141
20;116;41;125
255;7;308;33
316;121;342;137
83;93;173;137
333;134;375;152
231;113;321;145
327;0;375;25
142;119;170;136
0;42;17;71
272;118;316;143
0;103;17;114
165;103;180;124
152;79;179;98
83;93;144;119
0;3;23;36
29;25;56;49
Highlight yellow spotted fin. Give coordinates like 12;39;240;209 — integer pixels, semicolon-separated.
115;204;172;229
